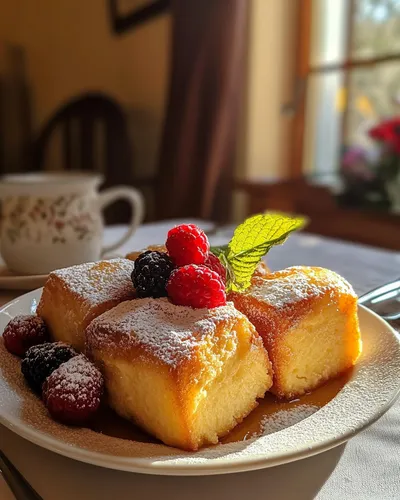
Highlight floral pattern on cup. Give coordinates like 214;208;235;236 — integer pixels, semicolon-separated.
0;172;145;275
2;195;101;245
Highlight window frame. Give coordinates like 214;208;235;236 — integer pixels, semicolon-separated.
291;0;400;178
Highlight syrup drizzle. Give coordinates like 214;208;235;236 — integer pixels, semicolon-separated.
89;371;351;445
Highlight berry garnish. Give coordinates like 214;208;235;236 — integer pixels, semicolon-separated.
167;264;226;309
21;342;78;393
166;224;210;266
42;355;103;425
204;253;226;284
3;315;49;357
132;251;175;298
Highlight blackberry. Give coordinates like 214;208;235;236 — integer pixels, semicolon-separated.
131;251;175;298
21;342;78;394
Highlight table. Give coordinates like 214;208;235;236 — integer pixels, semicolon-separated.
1;222;400;500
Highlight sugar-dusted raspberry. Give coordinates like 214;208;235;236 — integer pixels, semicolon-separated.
3;315;49;357
167;264;226;309
166;224;210;266
204;253;227;284
42;354;103;425
21;342;78;393
132;251;175;298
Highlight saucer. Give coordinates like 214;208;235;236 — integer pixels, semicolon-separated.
0;265;48;290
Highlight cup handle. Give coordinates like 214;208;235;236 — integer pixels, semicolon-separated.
99;186;145;256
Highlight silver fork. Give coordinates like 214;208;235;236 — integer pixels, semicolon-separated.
359;278;400;321
0;450;43;500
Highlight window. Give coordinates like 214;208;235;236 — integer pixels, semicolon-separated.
298;0;400;183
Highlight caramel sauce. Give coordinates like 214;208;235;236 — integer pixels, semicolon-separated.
89;371;351;446
222;370;351;443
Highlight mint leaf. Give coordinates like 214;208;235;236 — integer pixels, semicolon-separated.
210;244;228;257
225;213;307;291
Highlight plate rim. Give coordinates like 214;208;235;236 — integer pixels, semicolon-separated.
0;289;399;476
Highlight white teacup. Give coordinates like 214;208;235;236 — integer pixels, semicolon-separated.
0;172;145;275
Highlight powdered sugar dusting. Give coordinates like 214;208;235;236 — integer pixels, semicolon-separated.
87;299;243;367
4;315;45;336
246;266;356;309
49;258;135;306
44;354;103;407
257;404;319;437
1;294;400;471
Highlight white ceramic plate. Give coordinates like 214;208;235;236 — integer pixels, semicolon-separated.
0;290;399;476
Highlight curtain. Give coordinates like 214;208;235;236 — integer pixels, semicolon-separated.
155;0;248;223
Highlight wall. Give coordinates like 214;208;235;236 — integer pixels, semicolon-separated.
237;0;298;181
232;0;298;221
0;0;170;177
0;0;296;220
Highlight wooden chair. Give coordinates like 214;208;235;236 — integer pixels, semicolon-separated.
30;92;135;222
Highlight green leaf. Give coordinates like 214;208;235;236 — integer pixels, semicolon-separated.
210;244;228;257
225;212;307;292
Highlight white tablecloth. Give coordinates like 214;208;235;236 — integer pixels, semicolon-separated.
1;222;400;500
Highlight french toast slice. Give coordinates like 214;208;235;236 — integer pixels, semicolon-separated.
86;298;273;450
229;266;361;399
125;245;167;261
37;259;135;352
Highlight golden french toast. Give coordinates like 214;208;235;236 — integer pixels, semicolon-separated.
126;245;167;261
229;266;361;399
37;259;135;352
86;298;273;450
252;260;270;280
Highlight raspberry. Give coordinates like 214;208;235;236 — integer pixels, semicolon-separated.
131;251;175;298
3;315;49;357
167;264;226;309
21;342;78;393
166;224;210;266
204;253;227;284
43;355;103;425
